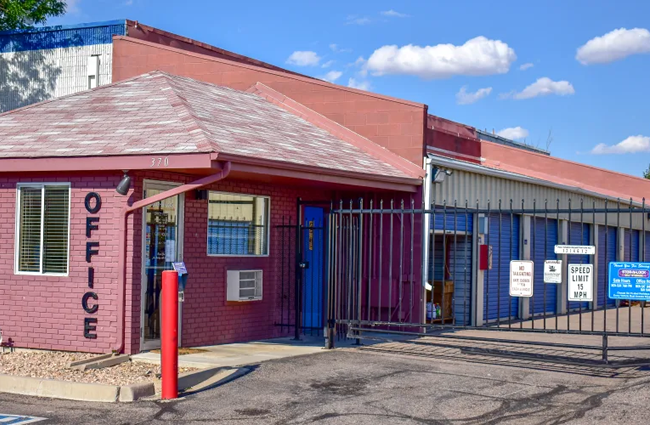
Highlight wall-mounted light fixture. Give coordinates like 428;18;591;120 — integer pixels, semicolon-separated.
433;167;453;184
116;171;131;196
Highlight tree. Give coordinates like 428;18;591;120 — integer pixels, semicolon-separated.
0;0;67;31
644;165;650;180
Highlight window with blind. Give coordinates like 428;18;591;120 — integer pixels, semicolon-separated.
207;192;270;256
15;184;70;275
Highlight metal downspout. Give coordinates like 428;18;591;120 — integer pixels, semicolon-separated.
114;162;231;354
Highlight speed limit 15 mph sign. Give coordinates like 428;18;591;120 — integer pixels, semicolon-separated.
568;264;593;302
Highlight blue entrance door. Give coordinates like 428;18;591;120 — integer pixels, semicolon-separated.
303;207;325;332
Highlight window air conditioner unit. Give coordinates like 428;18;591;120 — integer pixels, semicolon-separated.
227;270;263;301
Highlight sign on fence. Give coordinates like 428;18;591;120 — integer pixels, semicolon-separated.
608;262;650;300
554;245;596;255
544;260;562;283
510;260;534;297
568;264;593;301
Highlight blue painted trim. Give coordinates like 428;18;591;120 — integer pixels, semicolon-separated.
0;20;126;53
0;20;126;35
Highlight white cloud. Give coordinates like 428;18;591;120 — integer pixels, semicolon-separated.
381;10;409;18
576;28;650;65
329;44;352;53
320;70;343;83
497;126;529;140
455;86;492;105
346;15;371;25
590;135;650;154
501;77;575;100
348;56;366;67
519;62;534;71
348;78;371;91
286;51;321;67
66;0;81;14
125;0;134;5
321;60;335;68
365;36;516;79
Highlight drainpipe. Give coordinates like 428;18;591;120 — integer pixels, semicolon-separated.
113;162;232;354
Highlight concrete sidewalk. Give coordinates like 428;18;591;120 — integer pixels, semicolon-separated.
131;336;327;369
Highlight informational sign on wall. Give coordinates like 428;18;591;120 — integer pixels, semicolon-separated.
544;260;562;283
554;245;596;255
568;264;593;302
510;260;534;297
608;262;650;300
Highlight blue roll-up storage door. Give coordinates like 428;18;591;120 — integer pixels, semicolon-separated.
567;222;591;310
449;229;473;325
624;229;640;262
484;213;520;321
531;217;558;315
597;226;617;308
432;210;473;233
429;235;445;282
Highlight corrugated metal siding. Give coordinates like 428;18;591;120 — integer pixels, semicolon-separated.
597;226;617;308
567;222;591;311
433;169;648;230
449;235;472;325
484;213;520;321
531;217;558;315
1;37;114;112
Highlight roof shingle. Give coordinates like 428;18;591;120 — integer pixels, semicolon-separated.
0;71;413;179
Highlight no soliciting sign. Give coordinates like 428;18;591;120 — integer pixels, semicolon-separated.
510;260;534;297
568;264;593;302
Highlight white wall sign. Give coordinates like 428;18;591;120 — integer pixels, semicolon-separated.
510;260;534;297
554;245;595;255
544;260;562;283
568;264;593;302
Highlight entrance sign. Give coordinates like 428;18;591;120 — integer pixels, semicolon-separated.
554;245;596;255
544;260;562;283
568;264;593;301
510;260;534;297
608;262;650;300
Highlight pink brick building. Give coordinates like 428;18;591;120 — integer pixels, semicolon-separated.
0;71;423;354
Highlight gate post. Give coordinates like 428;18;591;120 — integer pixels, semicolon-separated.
294;198;303;341
474;213;484;326
558;220;569;315
520;215;532;320
592;223;599;309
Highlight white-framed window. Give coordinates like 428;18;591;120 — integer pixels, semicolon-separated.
15;183;71;275
207;191;270;256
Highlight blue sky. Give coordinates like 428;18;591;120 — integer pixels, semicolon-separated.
53;0;650;176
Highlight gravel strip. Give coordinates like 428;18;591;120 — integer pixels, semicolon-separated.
0;351;197;386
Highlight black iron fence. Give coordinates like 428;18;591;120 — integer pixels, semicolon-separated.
325;197;650;367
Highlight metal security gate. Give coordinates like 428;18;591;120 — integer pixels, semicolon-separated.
275;199;330;339
325;198;650;367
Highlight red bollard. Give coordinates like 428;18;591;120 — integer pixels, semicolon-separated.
161;270;178;400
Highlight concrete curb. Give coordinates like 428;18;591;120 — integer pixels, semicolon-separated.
0;374;119;402
69;354;130;371
0;366;247;403
119;381;156;402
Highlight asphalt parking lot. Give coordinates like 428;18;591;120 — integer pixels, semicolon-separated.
2;341;650;424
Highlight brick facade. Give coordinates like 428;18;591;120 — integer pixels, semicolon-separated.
0;172;124;353
2;169;419;354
